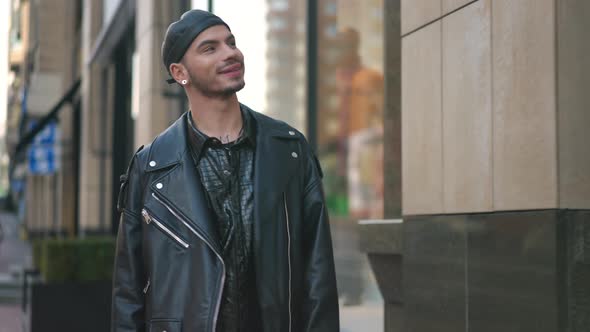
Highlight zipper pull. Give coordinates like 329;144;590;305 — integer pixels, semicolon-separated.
143;278;151;294
141;209;151;224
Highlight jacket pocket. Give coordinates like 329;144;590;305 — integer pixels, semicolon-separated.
149;318;181;332
142;209;190;249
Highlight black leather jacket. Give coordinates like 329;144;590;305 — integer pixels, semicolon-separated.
111;106;340;332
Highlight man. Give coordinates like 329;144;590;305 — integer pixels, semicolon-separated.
111;9;339;332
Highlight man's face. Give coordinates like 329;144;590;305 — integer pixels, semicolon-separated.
181;25;245;97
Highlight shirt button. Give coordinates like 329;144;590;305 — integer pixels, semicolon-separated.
156;183;163;189
289;131;295;136
291;152;298;158
223;170;231;176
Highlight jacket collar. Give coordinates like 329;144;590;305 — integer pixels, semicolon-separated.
143;113;188;172
248;106;303;224
142;112;221;252
144;104;297;171
144;104;302;250
186;105;257;162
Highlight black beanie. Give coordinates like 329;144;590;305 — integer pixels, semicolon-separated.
161;10;230;84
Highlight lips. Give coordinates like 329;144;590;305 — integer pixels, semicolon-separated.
219;63;242;74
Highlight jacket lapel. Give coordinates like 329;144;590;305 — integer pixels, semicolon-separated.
149;158;221;253
251;111;302;224
144;114;222;253
143;108;303;253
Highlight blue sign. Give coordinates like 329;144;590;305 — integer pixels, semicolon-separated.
27;122;60;174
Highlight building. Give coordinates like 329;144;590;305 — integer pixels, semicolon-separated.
4;0;590;331
265;0;307;132
399;0;590;331
6;0;82;236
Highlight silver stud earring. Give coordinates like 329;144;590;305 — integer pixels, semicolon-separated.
181;79;187;85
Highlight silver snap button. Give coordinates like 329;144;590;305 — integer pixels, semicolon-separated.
291;152;298;158
223;170;231;176
288;131;295;136
156;183;163;189
149;161;156;167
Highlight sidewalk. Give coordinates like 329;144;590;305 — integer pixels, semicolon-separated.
0;211;31;275
340;303;384;332
0;210;31;332
0;210;385;331
0;304;21;332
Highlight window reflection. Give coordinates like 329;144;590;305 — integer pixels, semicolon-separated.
265;0;307;132
195;1;385;329
318;0;384;220
318;1;384;328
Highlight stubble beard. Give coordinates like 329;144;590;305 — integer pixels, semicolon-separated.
189;71;245;99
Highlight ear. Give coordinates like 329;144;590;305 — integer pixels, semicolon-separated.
169;62;188;84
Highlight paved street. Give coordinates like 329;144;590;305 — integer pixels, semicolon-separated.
0;210;385;331
341;304;384;332
333;217;385;332
0;211;30;332
0;212;31;275
0;305;21;332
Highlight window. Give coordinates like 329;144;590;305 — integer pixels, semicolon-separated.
209;0;307;132
270;0;289;11
316;0;385;326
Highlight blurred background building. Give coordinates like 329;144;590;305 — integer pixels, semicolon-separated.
0;0;589;331
265;0;307;131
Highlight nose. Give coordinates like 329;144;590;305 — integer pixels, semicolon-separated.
221;43;242;62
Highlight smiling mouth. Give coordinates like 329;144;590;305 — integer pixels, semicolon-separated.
219;63;242;74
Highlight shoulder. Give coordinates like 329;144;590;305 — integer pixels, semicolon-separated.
243;103;309;143
134;113;188;171
243;104;322;178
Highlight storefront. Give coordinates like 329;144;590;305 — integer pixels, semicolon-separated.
192;0;399;329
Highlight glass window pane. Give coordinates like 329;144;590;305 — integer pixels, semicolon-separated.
103;0;122;26
318;0;384;220
264;0;307;132
317;0;385;329
208;0;307;134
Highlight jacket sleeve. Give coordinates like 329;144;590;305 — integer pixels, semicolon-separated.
111;152;147;332
301;149;340;332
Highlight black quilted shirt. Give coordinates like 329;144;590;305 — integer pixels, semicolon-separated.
186;108;261;332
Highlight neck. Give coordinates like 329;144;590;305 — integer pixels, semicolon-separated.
187;91;243;143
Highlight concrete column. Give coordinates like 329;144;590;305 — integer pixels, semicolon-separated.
399;0;590;331
361;1;404;330
78;0;109;233
21;0;78;236
557;0;590;209
401;0;590;216
57;1;79;237
134;1;185;148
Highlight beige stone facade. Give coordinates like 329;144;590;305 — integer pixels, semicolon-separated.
7;0;81;235
78;0;107;233
77;1;185;233
134;1;185;149
7;0;187;235
401;0;590;215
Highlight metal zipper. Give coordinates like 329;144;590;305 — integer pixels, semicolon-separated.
143;277;151;294
151;192;225;332
284;193;292;332
141;209;190;249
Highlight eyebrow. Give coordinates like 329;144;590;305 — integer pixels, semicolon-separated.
197;34;236;50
